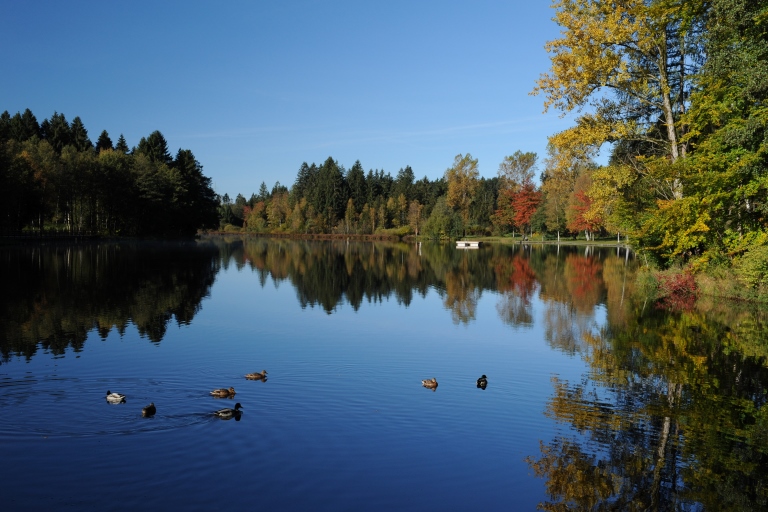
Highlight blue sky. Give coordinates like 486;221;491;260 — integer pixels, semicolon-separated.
2;0;576;199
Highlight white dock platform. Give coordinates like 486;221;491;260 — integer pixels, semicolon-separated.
456;240;482;249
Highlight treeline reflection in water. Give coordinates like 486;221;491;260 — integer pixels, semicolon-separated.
218;236;631;327
4;236;637;359
2;236;768;508
0;240;220;360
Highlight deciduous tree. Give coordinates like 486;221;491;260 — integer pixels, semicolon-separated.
512;183;543;238
533;0;705;199
445;153;479;234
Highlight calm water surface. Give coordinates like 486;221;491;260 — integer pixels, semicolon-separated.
1;237;766;510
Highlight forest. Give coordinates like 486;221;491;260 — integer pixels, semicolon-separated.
2;1;766;287
0;110;219;237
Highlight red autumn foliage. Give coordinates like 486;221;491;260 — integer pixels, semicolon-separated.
567;190;600;233
495;253;538;301
511;183;542;232
655;273;698;311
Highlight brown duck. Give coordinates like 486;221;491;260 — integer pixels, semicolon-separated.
421;378;438;391
210;387;236;397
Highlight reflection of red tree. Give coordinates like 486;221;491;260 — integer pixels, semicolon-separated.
495;253;538;302
564;254;604;313
493;251;539;327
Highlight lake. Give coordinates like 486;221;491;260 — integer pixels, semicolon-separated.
1;237;766;510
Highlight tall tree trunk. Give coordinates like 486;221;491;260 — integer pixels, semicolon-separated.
657;29;683;199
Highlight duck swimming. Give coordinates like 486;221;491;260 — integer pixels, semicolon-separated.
210;387;236;398
214;402;243;420
245;370;268;380
477;375;488;390
142;402;156;417
106;390;126;403
421;378;438;390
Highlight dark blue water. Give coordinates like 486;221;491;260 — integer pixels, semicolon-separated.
1;239;766;511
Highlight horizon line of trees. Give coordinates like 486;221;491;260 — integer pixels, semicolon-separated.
217;150;582;239
217;149;614;244
0;109;219;237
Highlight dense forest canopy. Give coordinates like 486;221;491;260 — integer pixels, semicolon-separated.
0;110;219;237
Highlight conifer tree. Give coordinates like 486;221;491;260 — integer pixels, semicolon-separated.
115;134;129;154
70;117;92;151
96;130;113;152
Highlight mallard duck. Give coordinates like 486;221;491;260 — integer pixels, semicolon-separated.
142;402;156;417
106;390;126;403
245;370;268;380
477;375;488;390
421;378;438;390
214;402;243;420
210;387;236;397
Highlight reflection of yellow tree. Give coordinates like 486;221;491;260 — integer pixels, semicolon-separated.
528;437;619;511
444;257;478;325
528;302;768;510
601;252;634;329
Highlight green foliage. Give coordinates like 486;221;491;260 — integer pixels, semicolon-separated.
735;244;768;290
634;270;660;303
375;225;411;237
423;196;463;239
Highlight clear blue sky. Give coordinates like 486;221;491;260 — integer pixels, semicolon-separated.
2;0;576;199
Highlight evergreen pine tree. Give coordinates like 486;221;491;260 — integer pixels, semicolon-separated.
0;110;12;143
347;160;367;214
10;109;40;141
136;130;172;164
96;130;113;152
47;112;71;152
115;134;129;154
70;116;92;151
